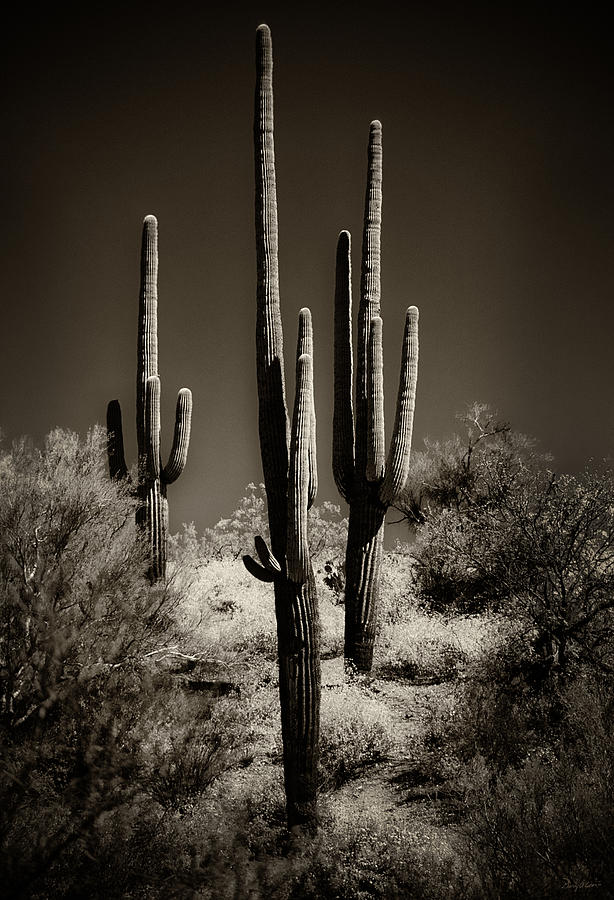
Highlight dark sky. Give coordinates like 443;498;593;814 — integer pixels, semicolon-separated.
2;3;614;539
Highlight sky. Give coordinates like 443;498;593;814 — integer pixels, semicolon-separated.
2;3;614;540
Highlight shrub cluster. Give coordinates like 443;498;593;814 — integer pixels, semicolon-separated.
3;418;614;897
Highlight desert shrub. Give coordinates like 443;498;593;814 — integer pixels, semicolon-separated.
418;612;569;775
193;482;345;570
150;787;476;900
415;630;614;899
375;569;514;683
147;725;237;811
173;556;278;663
407;406;614;687
201;482;270;561
144;762;292;898
6;680;283;899
399;403;536;524
172;485;347;580
460;676;614;897
172;493;350;664
377;545;417;626
375;610;466;682
319;681;396;789
0;427;189;895
0;664;155;896
285;805;479;900
307;499;348;596
318;589;345;658
0;428;180;726
423;673;555;775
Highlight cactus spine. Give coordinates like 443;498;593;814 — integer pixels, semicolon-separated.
107;215;192;581
243;23;320;833
334;122;419;672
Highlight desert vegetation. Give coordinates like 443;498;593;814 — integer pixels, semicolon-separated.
2;19;612;900
1;414;613;897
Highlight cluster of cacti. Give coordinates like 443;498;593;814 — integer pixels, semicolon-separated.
104;23;419;831
241;23;321;833
107;215;193;582
334;123;419;673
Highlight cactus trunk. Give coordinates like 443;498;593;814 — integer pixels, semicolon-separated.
343;492;386;672
136;480;168;583
334;124;420;673
246;23;320;834
275;570;320;828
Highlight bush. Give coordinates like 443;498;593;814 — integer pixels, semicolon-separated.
145;709;248;811
0;427;186;894
408;406;614;683
377;546;417;626
0;428;180;727
172;556;278;662
319;680;396;789
415;628;614;898
375;610;466;682
461;677;614;896
375;568;511;683
287;806;478;900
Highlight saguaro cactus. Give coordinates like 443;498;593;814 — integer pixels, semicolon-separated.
334;122;419;672
107;215;192;581
242;24;320;833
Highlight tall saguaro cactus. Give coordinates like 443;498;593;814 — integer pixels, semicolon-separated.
107;215;193;581
334;122;419;673
242;23;320;833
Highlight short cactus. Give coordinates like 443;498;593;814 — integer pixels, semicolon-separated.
334;122;419;672
242;24;320;834
107;215;192;581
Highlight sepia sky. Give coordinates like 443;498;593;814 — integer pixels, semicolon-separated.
2;3;614;539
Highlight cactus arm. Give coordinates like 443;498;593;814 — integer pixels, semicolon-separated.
297;307;313;360
106;400;128;480
380;306;419;507
360;121;383;322
254;534;282;573
287;352;313;584
136;215;159;463
297;308;318;508
333;230;355;501
366;317;386;483
255;23;289;558
243;554;276;582
355;121;383;477
145;376;161;480
162;387;192;484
